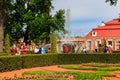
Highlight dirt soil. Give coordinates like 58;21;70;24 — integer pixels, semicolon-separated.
0;65;120;80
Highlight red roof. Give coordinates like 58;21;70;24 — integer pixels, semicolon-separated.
105;18;120;25
85;18;120;38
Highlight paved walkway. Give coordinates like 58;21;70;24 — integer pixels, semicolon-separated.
0;65;120;80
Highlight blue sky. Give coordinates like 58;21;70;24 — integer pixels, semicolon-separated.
52;0;120;37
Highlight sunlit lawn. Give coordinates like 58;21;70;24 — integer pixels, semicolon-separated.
58;63;120;71
21;63;119;80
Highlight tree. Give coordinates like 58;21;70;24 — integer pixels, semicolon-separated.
0;0;4;52
106;0;118;5
4;0;65;44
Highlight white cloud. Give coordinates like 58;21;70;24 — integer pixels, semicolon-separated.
52;0;120;19
52;0;120;36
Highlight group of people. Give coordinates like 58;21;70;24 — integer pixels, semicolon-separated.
82;45;113;54
33;43;50;54
10;40;28;55
10;39;50;56
102;45;113;53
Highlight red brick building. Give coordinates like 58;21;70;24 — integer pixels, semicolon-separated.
85;18;120;51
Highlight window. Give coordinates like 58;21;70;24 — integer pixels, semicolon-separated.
117;41;120;45
117;41;120;49
108;41;112;46
92;31;97;36
87;41;92;50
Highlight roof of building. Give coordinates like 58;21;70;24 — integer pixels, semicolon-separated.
85;18;120;38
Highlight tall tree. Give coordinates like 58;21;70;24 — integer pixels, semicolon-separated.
0;0;4;52
4;0;65;44
106;0;118;5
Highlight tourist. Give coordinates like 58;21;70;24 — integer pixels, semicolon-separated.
21;42;28;55
102;46;107;53
34;46;39;54
10;44;17;55
94;47;98;52
39;43;46;54
108;46;113;54
63;44;69;53
83;47;87;53
16;44;21;55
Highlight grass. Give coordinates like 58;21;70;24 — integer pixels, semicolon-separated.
22;78;67;80
82;63;120;67
58;63;120;71
0;63;114;80
22;67;115;80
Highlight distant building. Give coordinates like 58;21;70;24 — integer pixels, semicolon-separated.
85;18;120;51
57;37;84;53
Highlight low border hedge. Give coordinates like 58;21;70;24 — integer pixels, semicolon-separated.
0;53;120;72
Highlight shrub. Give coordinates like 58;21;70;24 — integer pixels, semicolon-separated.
4;34;10;53
50;32;57;53
1;53;120;72
0;56;22;72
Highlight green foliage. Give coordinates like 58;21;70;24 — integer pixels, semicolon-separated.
106;0;118;5
4;34;10;53
59;64;120;71
0;54;57;72
23;70;114;80
0;52;10;56
50;32;57;53
4;0;65;43
113;50;120;53
22;54;58;68
58;54;120;64
0;56;22;72
2;53;120;73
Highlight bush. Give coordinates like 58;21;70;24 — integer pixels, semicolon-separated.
22;54;58;68
113;50;120;53
0;56;22;72
50;32;57;53
1;53;120;72
58;53;120;64
4;34;10;53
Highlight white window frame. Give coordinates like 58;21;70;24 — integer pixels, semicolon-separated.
92;31;97;36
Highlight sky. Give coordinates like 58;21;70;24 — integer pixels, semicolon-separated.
51;0;120;37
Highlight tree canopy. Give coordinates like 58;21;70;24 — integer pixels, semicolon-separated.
4;0;66;44
106;0;118;5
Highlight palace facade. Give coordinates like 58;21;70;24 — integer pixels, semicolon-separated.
85;18;120;51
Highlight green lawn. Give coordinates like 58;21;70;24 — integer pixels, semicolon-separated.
21;63;117;80
22;70;114;80
58;63;120;71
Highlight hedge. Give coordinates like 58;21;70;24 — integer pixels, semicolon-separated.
22;54;58;68
0;56;22;72
0;53;120;72
58;53;120;64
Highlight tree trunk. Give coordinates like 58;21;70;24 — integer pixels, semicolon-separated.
0;0;4;52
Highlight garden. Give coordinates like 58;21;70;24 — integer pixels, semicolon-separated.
0;53;120;80
20;63;120;80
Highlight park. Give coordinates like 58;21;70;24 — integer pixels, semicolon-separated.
0;0;120;80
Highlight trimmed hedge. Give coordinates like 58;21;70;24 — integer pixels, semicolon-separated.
22;54;58;68
58;54;120;64
113;50;120;53
1;53;120;72
0;56;22;72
